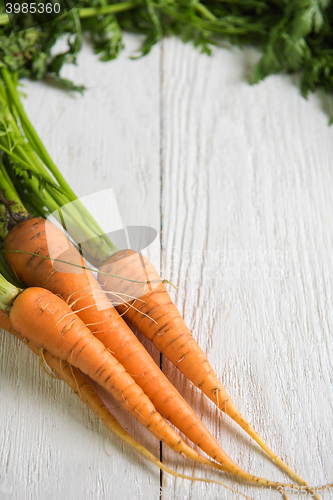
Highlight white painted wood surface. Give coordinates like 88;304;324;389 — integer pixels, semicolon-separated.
1;33;333;500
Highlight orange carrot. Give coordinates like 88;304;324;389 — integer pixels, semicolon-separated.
0;311;256;500
6;285;297;489
97;248;315;489
2;217;257;474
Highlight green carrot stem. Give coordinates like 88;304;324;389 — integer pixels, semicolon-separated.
0;272;21;312
0;14;9;25
0;151;114;264
0;165;113;265
154;6;266;35
77;2;138;18
0;160;30;244
1;67;75;200
2;249;168;286
213;0;268;7
0;73;117;264
0;2;138;26
195;3;217;22
0;253;17;285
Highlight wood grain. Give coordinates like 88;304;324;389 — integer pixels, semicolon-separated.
160;38;333;499
1;33;333;500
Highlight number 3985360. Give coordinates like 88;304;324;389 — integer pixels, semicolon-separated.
5;3;61;14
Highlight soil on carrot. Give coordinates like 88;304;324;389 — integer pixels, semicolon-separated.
0;192;30;232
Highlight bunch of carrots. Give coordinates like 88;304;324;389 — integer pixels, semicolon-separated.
0;69;330;499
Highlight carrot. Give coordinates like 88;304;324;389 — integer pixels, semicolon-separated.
0;71;321;496
97;248;317;491
0;311;256;500
3;217;305;490
5;285;300;489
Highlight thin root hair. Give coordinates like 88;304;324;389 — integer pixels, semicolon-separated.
39;348;60;379
3;250;168;285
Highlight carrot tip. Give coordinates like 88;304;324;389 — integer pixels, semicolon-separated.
162;279;179;290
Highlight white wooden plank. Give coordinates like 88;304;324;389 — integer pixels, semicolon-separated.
160;37;333;499
2;31;333;500
0;34;161;500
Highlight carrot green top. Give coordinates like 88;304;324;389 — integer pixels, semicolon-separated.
0;69;118;266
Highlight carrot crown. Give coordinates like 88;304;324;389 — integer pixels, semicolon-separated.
0;272;21;312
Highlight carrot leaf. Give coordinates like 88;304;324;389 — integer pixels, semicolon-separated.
0;0;332;102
